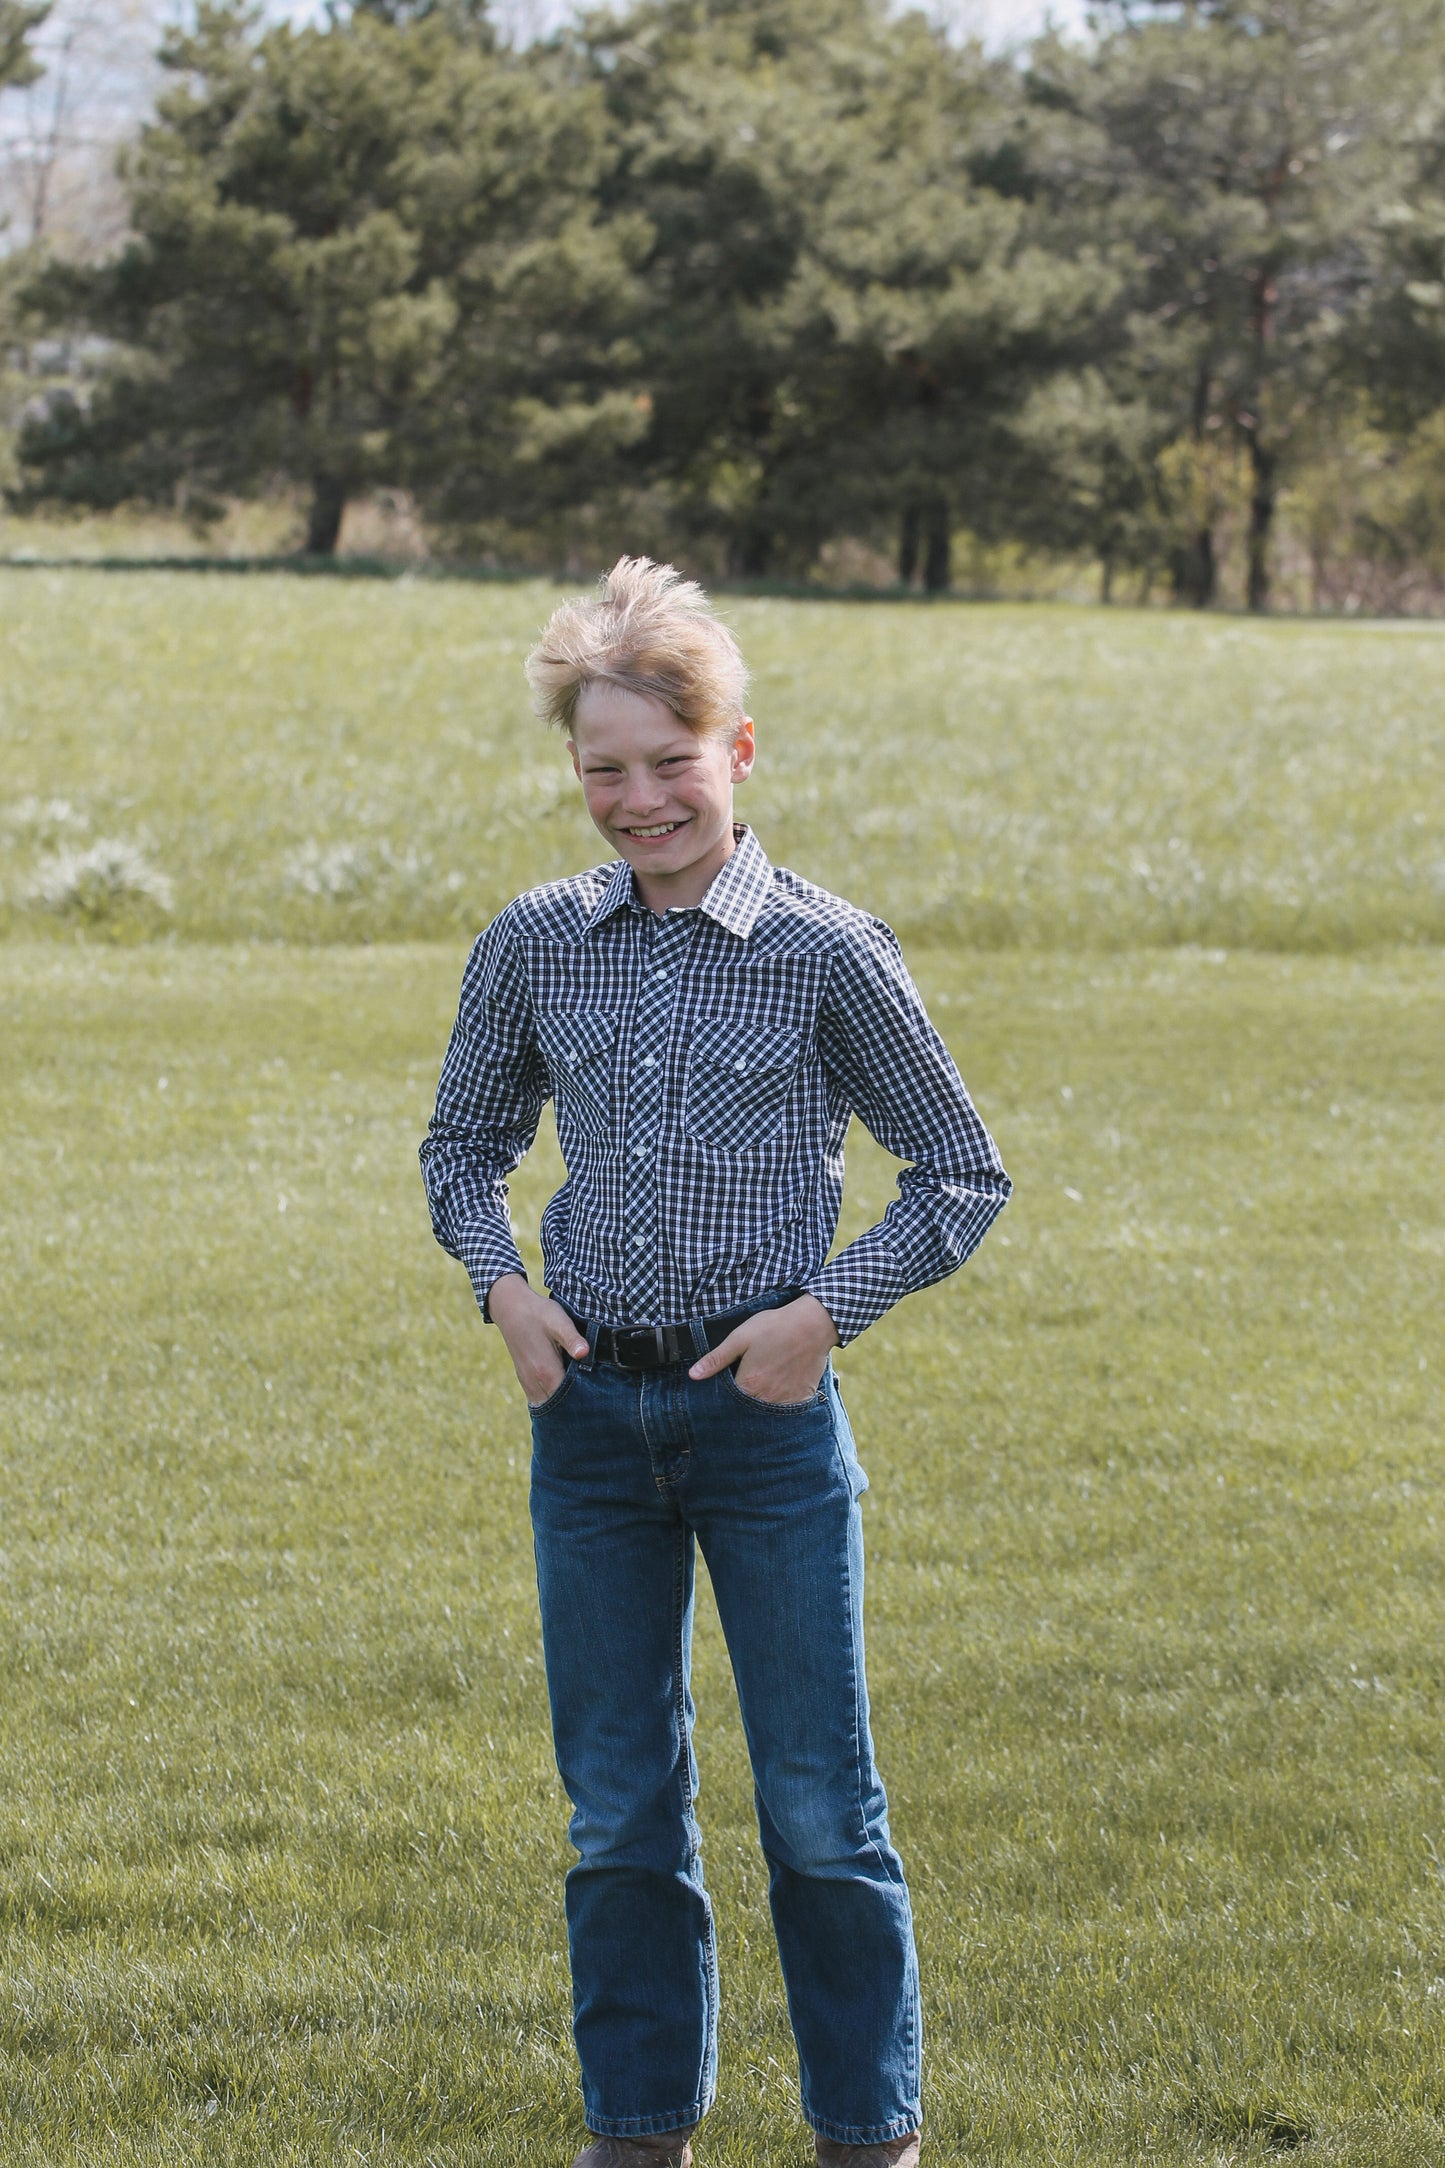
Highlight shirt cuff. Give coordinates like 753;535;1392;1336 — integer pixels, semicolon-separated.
454;1224;529;1321
804;1239;908;1346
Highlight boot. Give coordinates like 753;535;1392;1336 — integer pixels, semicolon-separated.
814;2134;920;2168
571;2132;695;2168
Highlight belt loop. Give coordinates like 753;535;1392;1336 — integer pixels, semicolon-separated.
582;1317;600;1372
689;1315;711;1361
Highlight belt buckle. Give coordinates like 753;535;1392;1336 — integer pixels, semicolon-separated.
613;1322;680;1369
614;1326;658;1371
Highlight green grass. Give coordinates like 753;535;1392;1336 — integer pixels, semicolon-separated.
3;569;1444;949
3;569;1442;2160
2;940;1442;2166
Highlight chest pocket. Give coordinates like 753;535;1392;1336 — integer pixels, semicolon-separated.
537;1009;618;1139
684;1015;802;1153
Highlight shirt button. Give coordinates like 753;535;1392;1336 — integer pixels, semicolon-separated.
633;1146;648;1160
641;1055;657;1070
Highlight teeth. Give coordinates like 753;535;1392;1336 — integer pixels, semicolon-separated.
629;823;678;837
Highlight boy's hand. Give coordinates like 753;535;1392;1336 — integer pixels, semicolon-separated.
488;1273;589;1407
689;1293;840;1405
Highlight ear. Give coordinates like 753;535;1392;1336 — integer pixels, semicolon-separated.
567;738;582;782
730;716;756;783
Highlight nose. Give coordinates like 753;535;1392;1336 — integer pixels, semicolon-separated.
619;767;667;818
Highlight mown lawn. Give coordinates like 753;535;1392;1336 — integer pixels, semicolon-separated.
2;937;1441;2167
3;568;1444;948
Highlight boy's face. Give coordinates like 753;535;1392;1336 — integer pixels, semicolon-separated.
569;683;755;911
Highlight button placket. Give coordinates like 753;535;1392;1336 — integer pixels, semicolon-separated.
620;915;689;1316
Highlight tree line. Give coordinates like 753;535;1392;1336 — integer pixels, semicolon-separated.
6;0;1445;606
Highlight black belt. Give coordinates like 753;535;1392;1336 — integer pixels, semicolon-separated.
572;1291;802;1372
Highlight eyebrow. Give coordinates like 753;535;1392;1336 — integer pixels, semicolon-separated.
581;748;697;766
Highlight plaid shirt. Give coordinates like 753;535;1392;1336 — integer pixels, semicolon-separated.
420;826;1009;1345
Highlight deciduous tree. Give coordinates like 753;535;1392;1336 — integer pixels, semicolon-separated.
1027;0;1444;608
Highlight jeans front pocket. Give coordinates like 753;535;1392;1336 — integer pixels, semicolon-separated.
527;1359;581;1417
684;1014;802;1153
719;1362;829;1415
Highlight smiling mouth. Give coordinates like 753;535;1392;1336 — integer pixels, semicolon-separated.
621;819;688;839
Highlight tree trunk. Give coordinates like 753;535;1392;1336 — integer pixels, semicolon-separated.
1137;553;1155;607
729;525;774;578
1244;263;1279;614
1184;357;1217;609
306;473;348;556
1246;437;1276;612
1171;527;1216;609
1100;549;1115;605
898;503;920;585
922;496;950;593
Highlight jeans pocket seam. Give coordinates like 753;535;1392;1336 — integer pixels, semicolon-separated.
527;1360;580;1417
718;1366;826;1415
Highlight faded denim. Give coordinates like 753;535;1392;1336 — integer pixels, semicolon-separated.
528;1320;921;2144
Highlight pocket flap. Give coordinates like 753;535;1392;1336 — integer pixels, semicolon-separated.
690;1014;801;1077
537;1008;618;1073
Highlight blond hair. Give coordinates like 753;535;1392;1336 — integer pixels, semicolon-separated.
525;555;749;737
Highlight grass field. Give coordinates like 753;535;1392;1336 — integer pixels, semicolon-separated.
3;570;1444;949
1;571;1443;2165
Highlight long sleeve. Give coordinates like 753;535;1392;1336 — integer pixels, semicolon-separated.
419;906;549;1316
804;917;1010;1344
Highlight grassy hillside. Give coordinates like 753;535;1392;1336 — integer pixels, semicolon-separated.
3;568;1443;949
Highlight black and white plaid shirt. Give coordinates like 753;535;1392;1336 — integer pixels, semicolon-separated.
420;826;1010;1344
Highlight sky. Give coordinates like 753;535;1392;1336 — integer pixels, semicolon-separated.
268;0;1096;47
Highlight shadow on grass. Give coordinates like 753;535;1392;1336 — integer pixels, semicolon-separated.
1188;2094;1314;2151
0;550;1052;603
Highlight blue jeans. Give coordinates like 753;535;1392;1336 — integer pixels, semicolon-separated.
527;1317;922;2144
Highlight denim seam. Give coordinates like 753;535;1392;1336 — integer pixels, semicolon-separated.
671;1514;717;2122
803;1388;923;2132
808;2111;922;2146
584;2105;707;2140
846;1419;923;2113
526;1359;581;1417
643;1371;691;1497
718;1365;827;1415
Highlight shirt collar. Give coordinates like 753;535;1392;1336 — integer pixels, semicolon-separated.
582;824;772;942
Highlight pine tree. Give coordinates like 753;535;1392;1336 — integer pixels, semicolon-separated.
14;2;628;550
592;0;1108;584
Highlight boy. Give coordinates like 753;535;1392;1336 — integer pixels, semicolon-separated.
420;558;1010;2167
